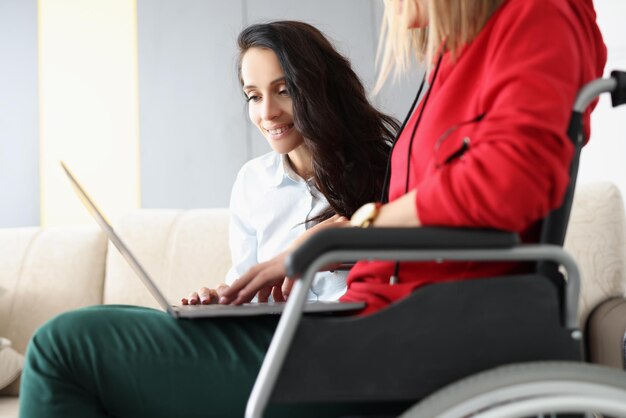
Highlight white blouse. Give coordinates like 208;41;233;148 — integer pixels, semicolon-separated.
224;151;347;301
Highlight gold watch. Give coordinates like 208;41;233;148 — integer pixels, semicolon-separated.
350;202;382;228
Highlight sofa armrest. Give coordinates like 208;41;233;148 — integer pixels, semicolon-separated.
587;297;626;369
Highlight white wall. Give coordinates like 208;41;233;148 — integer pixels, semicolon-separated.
579;0;626;198
0;0;38;227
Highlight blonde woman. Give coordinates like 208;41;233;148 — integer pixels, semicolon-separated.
20;2;606;417
223;0;607;314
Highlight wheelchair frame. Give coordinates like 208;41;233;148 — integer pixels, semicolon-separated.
245;73;626;418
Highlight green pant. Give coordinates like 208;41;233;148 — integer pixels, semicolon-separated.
19;305;391;418
20;305;278;417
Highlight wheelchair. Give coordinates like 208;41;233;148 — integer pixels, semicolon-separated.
245;71;626;418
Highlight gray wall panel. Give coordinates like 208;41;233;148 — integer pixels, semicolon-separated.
138;0;247;208
0;0;39;227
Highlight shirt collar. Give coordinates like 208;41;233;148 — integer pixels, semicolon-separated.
271;154;308;187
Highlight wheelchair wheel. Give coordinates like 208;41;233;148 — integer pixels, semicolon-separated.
401;362;626;418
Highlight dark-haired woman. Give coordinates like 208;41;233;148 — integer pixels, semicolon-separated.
181;21;398;306
19;21;397;418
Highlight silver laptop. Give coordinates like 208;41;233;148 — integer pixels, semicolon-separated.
60;161;364;318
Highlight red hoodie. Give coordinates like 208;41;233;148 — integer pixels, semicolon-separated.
341;0;607;314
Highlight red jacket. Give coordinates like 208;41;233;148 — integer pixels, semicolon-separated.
341;0;607;314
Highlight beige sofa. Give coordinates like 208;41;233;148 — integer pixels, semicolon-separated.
1;183;626;417
0;209;231;417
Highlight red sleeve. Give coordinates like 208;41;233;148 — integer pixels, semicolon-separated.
416;2;585;232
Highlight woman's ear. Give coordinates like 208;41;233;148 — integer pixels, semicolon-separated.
396;0;404;15
405;0;429;29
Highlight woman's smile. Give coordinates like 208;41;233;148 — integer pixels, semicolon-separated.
264;123;294;140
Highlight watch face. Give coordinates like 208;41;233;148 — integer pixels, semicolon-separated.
350;202;377;227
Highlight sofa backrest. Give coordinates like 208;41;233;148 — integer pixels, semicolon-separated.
103;208;231;308
564;182;626;326
0;225;107;354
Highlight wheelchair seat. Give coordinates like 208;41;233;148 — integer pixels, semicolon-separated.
273;273;580;405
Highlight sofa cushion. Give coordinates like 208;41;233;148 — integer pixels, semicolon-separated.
564;182;626;327
0;397;19;418
103;209;231;308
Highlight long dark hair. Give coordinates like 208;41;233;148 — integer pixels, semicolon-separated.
237;21;399;220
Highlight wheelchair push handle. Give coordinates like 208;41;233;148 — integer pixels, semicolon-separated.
540;70;626;267
573;71;625;113
610;70;626;107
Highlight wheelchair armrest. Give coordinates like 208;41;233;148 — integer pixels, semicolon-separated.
286;227;519;277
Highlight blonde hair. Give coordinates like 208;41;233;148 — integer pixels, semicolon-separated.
374;0;505;93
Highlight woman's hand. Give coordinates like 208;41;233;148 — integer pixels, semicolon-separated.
181;281;289;305
221;214;350;304
287;214;349;251
371;190;421;227
181;283;230;305
219;252;290;305
256;279;288;303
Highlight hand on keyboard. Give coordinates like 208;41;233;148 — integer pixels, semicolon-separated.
181;283;230;305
